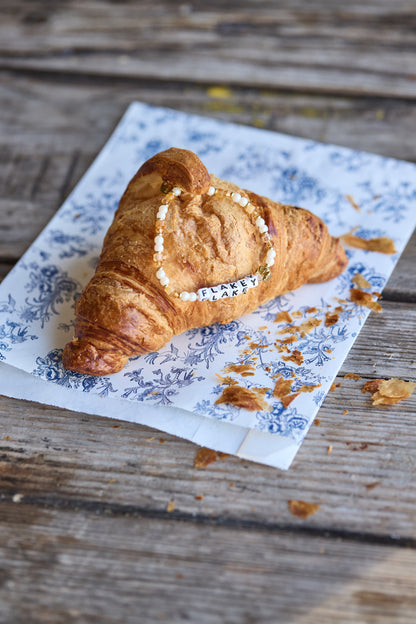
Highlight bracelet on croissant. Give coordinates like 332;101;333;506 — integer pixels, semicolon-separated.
62;147;348;376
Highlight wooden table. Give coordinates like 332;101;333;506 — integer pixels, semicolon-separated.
1;2;416;622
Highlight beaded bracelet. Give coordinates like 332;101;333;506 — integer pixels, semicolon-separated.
153;182;276;302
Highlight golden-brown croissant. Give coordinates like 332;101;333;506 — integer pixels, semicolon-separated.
62;148;347;376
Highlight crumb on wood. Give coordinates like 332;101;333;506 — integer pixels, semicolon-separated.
314;418;321;426
327;445;333;454
288;500;320;519
166;500;175;513
344;373;362;380
193;447;218;468
362;377;416;405
346;442;369;451
365;481;381;490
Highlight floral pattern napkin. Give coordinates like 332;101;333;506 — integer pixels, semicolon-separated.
0;102;415;469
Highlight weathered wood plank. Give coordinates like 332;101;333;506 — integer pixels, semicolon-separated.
2;71;416;161
1;310;415;540
0;502;415;624
1;0;416;98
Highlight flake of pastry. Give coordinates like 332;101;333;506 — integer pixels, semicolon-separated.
352;273;372;289
274;310;293;324
288;500;320;519
345;194;361;212
282;350;304;365
341;232;396;254
350;288;382;313
325;312;339;326
215;385;269;411
193;447;218;468
362;377;416;405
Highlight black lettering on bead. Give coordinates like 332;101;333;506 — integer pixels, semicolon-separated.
221;291;229;298
240;280;247;287
221;284;228;291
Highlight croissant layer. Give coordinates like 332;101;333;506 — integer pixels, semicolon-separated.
63;148;348;376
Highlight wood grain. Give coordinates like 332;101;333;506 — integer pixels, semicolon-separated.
0;502;415;624
1;0;416;99
1;351;416;538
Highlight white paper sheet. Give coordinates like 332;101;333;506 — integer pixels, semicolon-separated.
1;102;415;469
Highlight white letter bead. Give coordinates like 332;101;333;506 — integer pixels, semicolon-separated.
239;196;248;207
157;206;168;219
197;276;259;301
156;268;165;280
207;186;216;196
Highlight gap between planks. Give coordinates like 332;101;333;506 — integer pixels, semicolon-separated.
1;493;415;550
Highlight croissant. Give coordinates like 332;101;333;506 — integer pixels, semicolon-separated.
62;148;348;376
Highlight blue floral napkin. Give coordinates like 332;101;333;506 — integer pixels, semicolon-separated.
0;102;415;469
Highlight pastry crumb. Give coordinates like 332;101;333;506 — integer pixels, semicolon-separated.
224;363;256;377
325;312;339;327
215;385;269;411
362;377;416;405
166;500;175;513
341;232;396;254
344;373;362;380
194;447;218;468
352;273;372;289
345;194;361;212
274;311;293;323
288;500;320;519
282;349;304;365
350;288;382;313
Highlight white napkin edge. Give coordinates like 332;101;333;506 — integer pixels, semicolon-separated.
0;361;298;470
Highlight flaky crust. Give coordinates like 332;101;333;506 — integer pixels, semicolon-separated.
63;148;348;375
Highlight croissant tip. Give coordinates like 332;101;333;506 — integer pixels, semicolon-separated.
62;339;128;377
